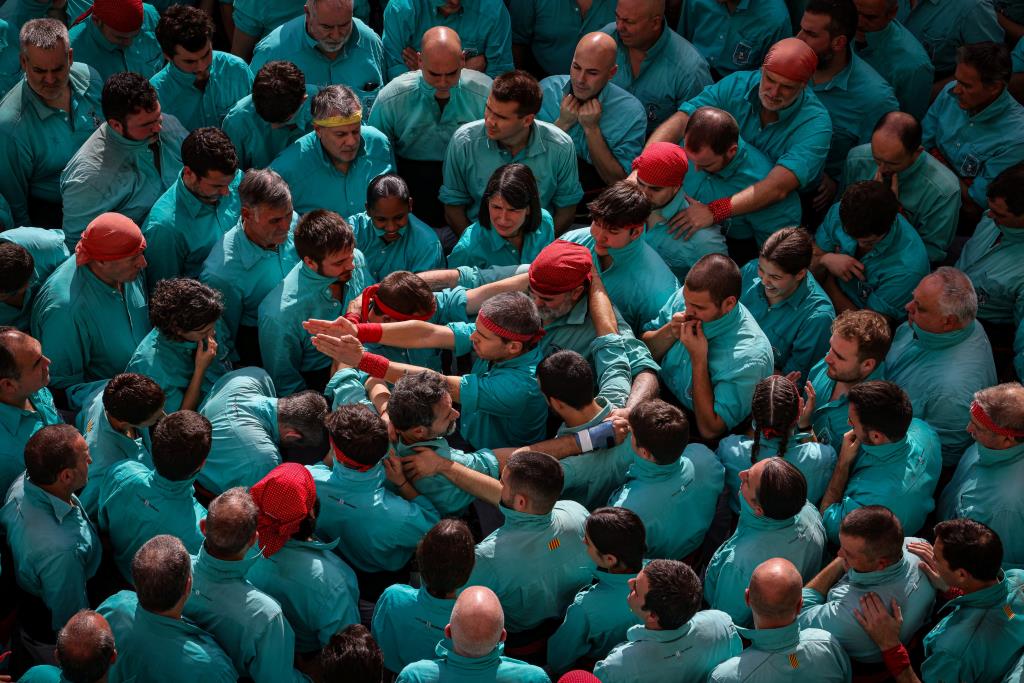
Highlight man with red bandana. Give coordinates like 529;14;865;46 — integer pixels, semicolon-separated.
68;0;164;82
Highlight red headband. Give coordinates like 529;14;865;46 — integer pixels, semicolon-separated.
330;435;375;472
971;401;1024;439
477;311;546;344
359;284;436;323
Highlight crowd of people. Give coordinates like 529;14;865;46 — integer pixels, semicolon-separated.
0;0;1023;680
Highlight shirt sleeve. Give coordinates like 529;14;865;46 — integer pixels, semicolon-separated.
483;3;515;77
678;78;726;116
551;138;585;209
439;134;474;207
546;594;593;675
249;612;312;683
814;206;841;253
823;497;863;544
591;334;633;409
610;100;648;175
782;308;835;381
381;2;414;81
37;550;92;631
258;312;307;397
508;0;536;44
32;304;88;390
0;134;34;228
962;0;1004;44
777;109;833;188
705;559;754;628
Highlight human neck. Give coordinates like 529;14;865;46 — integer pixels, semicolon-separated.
0;389;33;411
107;412;138;439
37;480;72;504
562;400;603;428
752;614;794;630
204;542;248;562
814;48;849;84
85;263;123;290
960;575;999;594
498;127;531;156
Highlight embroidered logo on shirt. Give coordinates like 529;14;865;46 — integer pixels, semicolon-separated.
1004;604;1016;620
960;154;981;178
788;653;800;669
733;41;753;66
85;419;94;434
548;538;561;551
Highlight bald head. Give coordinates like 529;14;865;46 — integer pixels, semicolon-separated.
570;32;619;100
448;586;505;658
747;559;803;627
419;27;464;98
56;610;116;682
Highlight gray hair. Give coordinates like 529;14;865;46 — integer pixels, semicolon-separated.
929;267;977;324
238;168;292;210
974;383;1024;439
306;0;353;13
20;18;69;54
56;611;115;683
204;487;258;556
388;371;448;431
311;84;362;121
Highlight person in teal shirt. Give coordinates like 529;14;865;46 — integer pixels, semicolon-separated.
608;401;724;560
151;6;253;132
349;174;445;281
98;536;238;683
922;44;1024;210
852;7;932;120
271;86;394;219
183;488;311;683
18;611;117;683
938;382;1024;570
814;181;930;322
896;0;1003;77
0;425;102;632
740;230;835;381
886;269;997;467
200;168;299;364
710;558;852;683
142;129;242;290
509;0;616;77
819;382;941;542
842;113;961;264
678;0;791;77
60;73;186;250
0;21;103;229
382;0;513;80
68;2;165;82
231;0;306;51
547;507;644;674
97;410;210;583
222;62;315;171
594;561;742;683
31;215;151;392
126;279;231;413
250;8;384;111
0;18;18;103
704;459;827;628
372;518;474;674
0;229;69;332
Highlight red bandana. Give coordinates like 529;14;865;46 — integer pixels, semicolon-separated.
358;284;436;322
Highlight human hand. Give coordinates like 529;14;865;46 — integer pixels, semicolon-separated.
557;94;580;130
678;318;708;360
812;173;838;212
578;98;602;130
667;196;715;240
798;381;816;429
382;452;407;486
853;593;903;650
303;315;358;338
402;46;419;71
465;54;487;72
839;429;860;465
311;334;364;366
194;335;218;371
820;253;866;282
400;447;448;481
907;540;949;592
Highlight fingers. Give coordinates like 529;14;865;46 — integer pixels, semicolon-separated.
784;371;801;384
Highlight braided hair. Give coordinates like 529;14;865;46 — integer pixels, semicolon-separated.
750;376;801;464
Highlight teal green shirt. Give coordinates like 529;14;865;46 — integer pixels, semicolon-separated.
142;170;243;290
151;51;253;131
394;436;500;516
547;568;640;674
509;0;616;76
594;611;743;683
853;20;933;120
382;0;514;80
232;0;305;40
365;288;469;372
680;68;833;189
0;62;103;227
222;89;315;170
59;119;187;250
710;621;852;683
886;322;996;466
0;476;101;630
468;501;593;632
17;665;66;683
807;359;885;448
954;216;1024;325
559;400;636;510
250;16;384;110
896;0;1003;76
1007;654;1024;683
397;640;550;683
677;0;791;77
309;459;440;572
562;227;679;333
1015;38;1024;73
31;256;151;390
842;143;960;264
440;120;583;219
821;418;942;543
608;444;724;560
368;68;491;162
257;257;371;396
740;260;835;381
938;440;1024;570
197;368;281;495
716;432;837;515
643;297;774;428
705;499;827;627
97;459;206;583
0;19;17;100
815;203;930;320
98;590;237;683
537;76;647;174
643;188;729;282
125;326;233;413
448;209;554;271
184;547;310;682
1017;318;1024;381
349;210;445;281
923;84;1024;208
271;127;394;218
68;4;165;82
0;387;60;499
798;540;936;663
0;228;68;331
372;585;456;675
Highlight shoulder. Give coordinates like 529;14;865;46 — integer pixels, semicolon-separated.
376;71;421;101
213;50;252;74
451;119;488;143
534;119;575;147
354;18;383;46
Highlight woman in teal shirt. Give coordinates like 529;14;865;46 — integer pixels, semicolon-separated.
448;163;554;272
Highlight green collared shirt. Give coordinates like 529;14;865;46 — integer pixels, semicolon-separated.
678;0;791;77
397;639;549;683
896;0;1003;76
559;398;636;509
393;436;499;516
349;210;445;281
151;51;253;131
710;621;851;683
0;388;60;497
222;89;315;170
448;209;555;271
510;0;616;76
853;20;933;120
644;188;729;283
126;326;232;413
0;228;68;331
67;4;165;82
372;585;456;674
954;216;1024;325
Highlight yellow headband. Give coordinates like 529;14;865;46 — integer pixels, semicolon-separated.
313;111;362;127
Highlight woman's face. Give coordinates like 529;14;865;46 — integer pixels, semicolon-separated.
487;193;529;239
757;257;805;304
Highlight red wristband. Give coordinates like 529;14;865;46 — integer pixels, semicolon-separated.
357;352;390;379
343;313;361;325
355;323;383;343
881;644;910;676
708;197;733;223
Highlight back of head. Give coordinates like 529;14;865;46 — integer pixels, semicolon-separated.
24;424;81;485
684;254;742;305
848;380;912;441
480;163;542;233
204;487;258;557
149;278;224;340
973;382;1024;443
751;375;800;438
324;404;389;468
253;60;308;124
311;84;362;120
934;518;1002;581
373;271;436;319
642;560;702;630
490;70;543;116
747;558;803;626
101;72;158;124
759;227;812;275
987;162;1024;216
181;127;239;179
320;624;383;683
418;518;476;597
684;107;740;156
832;309;892;366
958;41;1012;86
587;180;651;228
805;0;858;43
55;611;115;683
756;458;808;520
294;209;355;263
839;181;899;238
628;400;689;465
239;168;292;211
873;111;922;153
132;534;191;612
536;350;595;409
103;373;166;425
586;507;646;572
388;370;448;432
840;505;904;565
20;18;70;54
155;4;212;56
505;450;563;514
477;292;544;349
277;389;328;448
449;586;505;658
152;410;212;481
0;244;33;295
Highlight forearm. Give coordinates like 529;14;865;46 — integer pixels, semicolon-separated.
589;275;618;338
180;369;207;412
417;269;461;290
230;28;257;61
433;458;502;505
645;111;689;147
444;204;471;236
805;557;846;594
822;276;858;315
523;434;583;460
641;325;676;362
553;205;577;236
819;460;852;513
465;273;530;314
377;320;456;349
691;358;727;439
625;370;659;411
366;378;391;414
728;166;800;216
584;128;628;185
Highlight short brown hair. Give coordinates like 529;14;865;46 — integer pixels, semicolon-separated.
324;404;389;467
629;400;688;465
831;310;891;365
760;227;812;275
840;505;903;565
374;271;435;319
418;519;475;597
684;254;742;304
490;70;543;116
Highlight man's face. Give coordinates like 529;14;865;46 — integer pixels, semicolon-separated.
615;0;661;49
6;334;51;395
851;232;885;254
429;391;460;438
627;568;651;621
853;0;894;40
315;121;362;165
952;62;1002;112
758;69;804;111
583;532;606;567
931;538;960;588
837;532;876;573
905;276;951;334
68;434;92;492
183;167;234;205
591;220;642;256
21;45;72;104
369;195;411;242
682;287;726;323
530;287;580;323
484;96;531;143
470;324;515;361
683;140;730;174
170;40;214;84
738;459;766;513
569;48;616;101
92;251;147;284
313;247;356;282
824;333;868;382
178;321;217;343
966;410;1013;450
420;48;462;98
635;179;677;209
846;402;871;442
305;1;354;53
243;202;294;248
986;197;1024;229
98;21;140;48
757;257;804;304
487;194;529;239
797;12;839;66
870;129;916;176
114;104;163;143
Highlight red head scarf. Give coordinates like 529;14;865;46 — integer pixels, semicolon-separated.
528;240;593;296
72;0;144;32
249;463;318;557
762;38;818;84
632;142;689;188
75;213;146;266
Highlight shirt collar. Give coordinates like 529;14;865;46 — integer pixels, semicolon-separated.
195;544;261;580
24;478;80;523
330;458;387;484
150;469;201;496
497;502;553;529
0;390;50;434
699;301;743;340
735;621;801;652
162;58;203;89
858;430;912;462
172;172;222;220
975;440;1024;467
943;571;1010;611
738;492;799;531
433;639;504;670
861;20;898;49
905;321;977;351
626;621;693;644
969;87;1017;123
557;398;613;435
750;272;813;311
86;18;122;53
282;536;341;552
486;123;546;159
846;553;908;587
395;436;450;457
813;51;858;93
233;219;295;269
627;453;685;482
